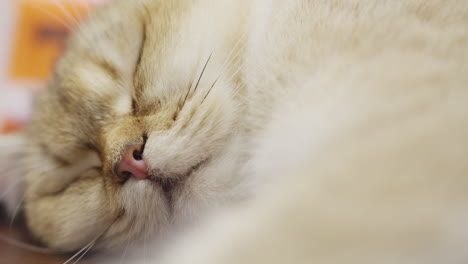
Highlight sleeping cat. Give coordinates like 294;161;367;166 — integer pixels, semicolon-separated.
1;0;468;263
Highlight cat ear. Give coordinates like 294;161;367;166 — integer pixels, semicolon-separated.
0;133;27;215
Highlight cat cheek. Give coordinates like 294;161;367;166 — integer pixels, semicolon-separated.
25;172;118;251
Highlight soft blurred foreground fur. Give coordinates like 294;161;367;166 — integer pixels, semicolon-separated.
1;0;468;263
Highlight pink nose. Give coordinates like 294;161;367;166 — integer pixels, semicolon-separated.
117;144;149;180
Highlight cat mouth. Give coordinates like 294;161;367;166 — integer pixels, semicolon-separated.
148;158;208;193
150;177;179;193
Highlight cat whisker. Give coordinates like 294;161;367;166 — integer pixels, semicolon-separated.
225;64;243;89
0;170;24;201
191;52;213;96
119;236;132;264
178;36;245;113
63;239;96;264
0;166;27;228
176;57;202;117
64;213;125;264
216;33;247;79
201;77;219;104
8;196;25;231
50;0;81;27
144;231;148;264
67;0;86;21
82;0;92;15
175;80;195;120
62;222;113;264
228;84;245;105
199;34;247;105
175;53;213;118
28;3;76;32
117;212;138;264
222;31;247;68
71;240;95;264
27;1;96;53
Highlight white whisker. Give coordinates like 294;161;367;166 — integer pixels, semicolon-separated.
72;241;95;264
144;231;147;264
198;31;247;105
8;196;24;231
26;1;96;55
50;0;80;27
119;218;136;264
63;240;95;264
82;0;92;15
119;238;132;264
65;0;82;19
63;230;105;264
217;31;246;75
28;3;75;32
0;172;24;201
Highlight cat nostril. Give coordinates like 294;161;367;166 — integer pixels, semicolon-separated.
133;150;142;160
120;171;132;182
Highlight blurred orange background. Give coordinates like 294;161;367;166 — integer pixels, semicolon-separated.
0;0;108;134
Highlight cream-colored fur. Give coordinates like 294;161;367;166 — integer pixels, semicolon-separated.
1;0;468;262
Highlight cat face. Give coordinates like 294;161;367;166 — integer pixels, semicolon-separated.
22;0;246;251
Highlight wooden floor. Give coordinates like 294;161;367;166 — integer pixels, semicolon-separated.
0;208;68;264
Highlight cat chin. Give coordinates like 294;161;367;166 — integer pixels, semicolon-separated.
101;178;170;247
119;178;170;217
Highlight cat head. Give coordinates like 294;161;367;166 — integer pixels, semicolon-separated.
15;0;246;251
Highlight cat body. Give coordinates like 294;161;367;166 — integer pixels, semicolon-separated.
1;0;468;263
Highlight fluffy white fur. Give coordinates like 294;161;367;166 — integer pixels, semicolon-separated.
137;0;468;263
1;0;468;263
